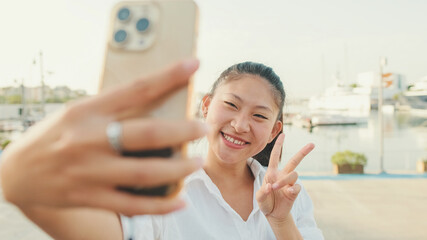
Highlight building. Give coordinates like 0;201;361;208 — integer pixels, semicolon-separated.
356;72;406;103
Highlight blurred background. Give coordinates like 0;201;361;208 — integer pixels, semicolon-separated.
1;0;426;239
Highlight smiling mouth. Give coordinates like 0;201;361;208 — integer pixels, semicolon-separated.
221;132;249;146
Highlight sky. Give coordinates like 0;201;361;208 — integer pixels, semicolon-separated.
1;0;427;98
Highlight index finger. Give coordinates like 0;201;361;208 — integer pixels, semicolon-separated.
282;143;315;174
267;133;285;170
90;58;199;114
120;119;209;151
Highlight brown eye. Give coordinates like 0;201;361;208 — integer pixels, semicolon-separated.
225;101;238;109
254;114;268;120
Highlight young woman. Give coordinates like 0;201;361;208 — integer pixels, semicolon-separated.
122;62;323;239
1;61;323;239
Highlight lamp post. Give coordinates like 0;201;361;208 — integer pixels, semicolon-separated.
378;57;387;174
39;51;46;118
33;51;54;120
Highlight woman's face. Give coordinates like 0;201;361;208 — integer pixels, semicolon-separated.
203;75;282;165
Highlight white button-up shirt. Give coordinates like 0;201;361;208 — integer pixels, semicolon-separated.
121;159;323;240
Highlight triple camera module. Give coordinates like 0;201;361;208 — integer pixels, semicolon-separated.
111;5;158;50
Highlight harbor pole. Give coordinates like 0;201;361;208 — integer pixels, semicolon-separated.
379;57;387;174
39;51;45;118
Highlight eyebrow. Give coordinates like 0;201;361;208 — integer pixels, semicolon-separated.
224;93;273;113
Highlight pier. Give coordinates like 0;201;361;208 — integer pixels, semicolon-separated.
1;175;426;239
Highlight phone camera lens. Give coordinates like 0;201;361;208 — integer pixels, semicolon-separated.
114;30;127;43
136;18;150;32
117;8;130;21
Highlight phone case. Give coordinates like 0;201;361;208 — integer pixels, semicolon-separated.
99;0;198;196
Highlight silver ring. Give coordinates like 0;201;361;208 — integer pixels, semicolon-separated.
106;121;123;153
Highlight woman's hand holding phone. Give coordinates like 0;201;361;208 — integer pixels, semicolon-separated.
0;59;207;216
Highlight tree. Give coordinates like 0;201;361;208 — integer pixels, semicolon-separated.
6;95;22;104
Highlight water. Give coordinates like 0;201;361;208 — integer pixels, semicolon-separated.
1;104;426;173
189;110;427;174
283;111;427;173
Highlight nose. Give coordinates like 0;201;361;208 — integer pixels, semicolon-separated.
230;113;250;133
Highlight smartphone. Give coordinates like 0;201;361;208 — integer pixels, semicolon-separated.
99;0;198;196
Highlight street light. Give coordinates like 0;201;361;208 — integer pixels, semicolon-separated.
39;51;45;117
33;51;51;118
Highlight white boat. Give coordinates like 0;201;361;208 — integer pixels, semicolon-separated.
310;114;367;126
402;77;427;115
309;83;371;113
291;113;367;128
304;80;370;128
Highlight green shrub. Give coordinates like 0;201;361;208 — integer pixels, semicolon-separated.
331;150;367;167
1;139;11;150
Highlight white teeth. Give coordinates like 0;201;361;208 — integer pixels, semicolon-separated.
223;133;245;146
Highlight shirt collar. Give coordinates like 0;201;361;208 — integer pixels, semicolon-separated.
246;158;266;182
185;158;266;185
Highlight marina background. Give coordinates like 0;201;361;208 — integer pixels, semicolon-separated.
2;102;426;174
1;1;427;239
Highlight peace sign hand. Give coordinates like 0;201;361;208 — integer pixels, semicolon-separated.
255;133;314;223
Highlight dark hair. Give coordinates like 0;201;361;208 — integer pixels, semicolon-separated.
207;62;285;166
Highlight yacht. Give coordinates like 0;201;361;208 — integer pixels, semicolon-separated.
309;83;371;114
403;77;427;114
305;81;370;127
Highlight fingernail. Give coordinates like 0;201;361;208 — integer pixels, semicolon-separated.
306;143;315;150
173;199;187;211
193;121;210;135
287;187;295;194
194;156;205;167
182;58;199;71
272;183;279;190
199;122;210;134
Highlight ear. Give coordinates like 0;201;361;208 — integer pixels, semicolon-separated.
268;120;283;143
201;95;212;118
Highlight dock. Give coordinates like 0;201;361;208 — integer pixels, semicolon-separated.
302;175;427;240
1;176;426;239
